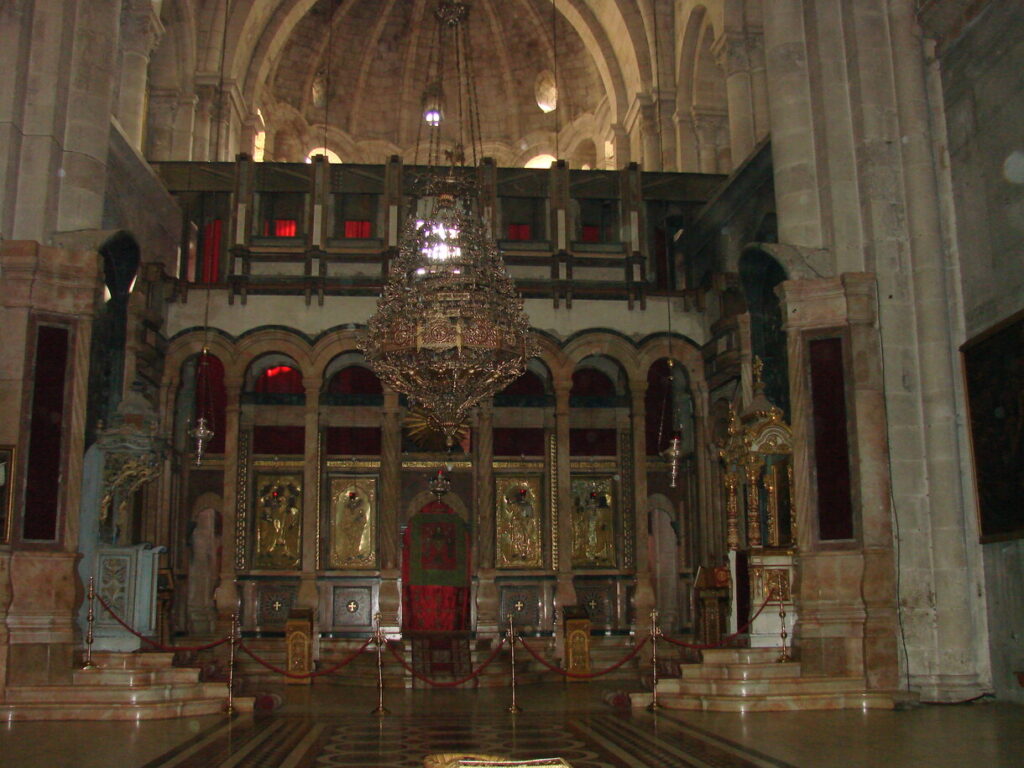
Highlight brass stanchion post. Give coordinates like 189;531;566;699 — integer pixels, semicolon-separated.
646;609;662;712
776;590;792;663
371;612;390;716
507;613;522;714
81;576;98;670
227;612;238;715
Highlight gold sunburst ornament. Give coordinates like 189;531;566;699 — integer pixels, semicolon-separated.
361;1;534;445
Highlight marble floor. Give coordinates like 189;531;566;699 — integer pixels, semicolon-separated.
0;683;1021;768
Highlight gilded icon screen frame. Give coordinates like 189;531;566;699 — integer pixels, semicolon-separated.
325;474;378;569
251;472;303;570
495;475;544;569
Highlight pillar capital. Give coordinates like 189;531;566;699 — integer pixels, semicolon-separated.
120;0;165;59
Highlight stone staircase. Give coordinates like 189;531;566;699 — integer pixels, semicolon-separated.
631;647;903;712
1;651;252;721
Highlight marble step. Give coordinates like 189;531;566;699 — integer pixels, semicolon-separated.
0;695;254;722
699;647;782;665
86;651;178;669
657;675;865;697
73;666;201;686
676;661;802;680
6;681;227;704
630;689;899;712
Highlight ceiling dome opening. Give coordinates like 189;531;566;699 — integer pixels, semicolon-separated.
535;70;558;113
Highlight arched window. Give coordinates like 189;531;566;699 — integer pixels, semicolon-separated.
306;147;342;164
524;154;556;169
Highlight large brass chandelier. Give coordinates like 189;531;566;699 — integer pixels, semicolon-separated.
362;1;534;445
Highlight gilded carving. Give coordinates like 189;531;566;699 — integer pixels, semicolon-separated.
570;477;616;567
328;477;377;569
253;475;302;569
764;568;791;602
496;477;542;568
235;430;251;570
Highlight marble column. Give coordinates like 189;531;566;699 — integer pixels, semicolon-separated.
1;242;101;684
629;381;654;637
297;381;321;616
377;390;402;634
778;274;899;688
474;401;499;637
117;0;164;151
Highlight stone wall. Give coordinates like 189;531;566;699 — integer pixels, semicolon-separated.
935;2;1024;703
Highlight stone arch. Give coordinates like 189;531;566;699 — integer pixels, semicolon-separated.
739;247;790;416
676;5;729;173
562;331;642;384
310;328;365;384
234;328;314;384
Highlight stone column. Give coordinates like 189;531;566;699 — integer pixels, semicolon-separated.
887;0;985;701
674;111;699;173
692;110;726;174
639;96;661;171
745;31;770;140
762;0;825;248
553;382;575;619
55;0;122;234
117;0;164;151
214;375;243;631
192;85;216;162
147;90;197;161
475;400;499;637
713;32;756;167
297;380;321;615
377;389;402;634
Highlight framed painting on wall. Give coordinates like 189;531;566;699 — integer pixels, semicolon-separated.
962;310;1024;541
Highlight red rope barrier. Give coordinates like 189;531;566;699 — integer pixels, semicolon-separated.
661;590;778;651
238;635;373;679
516;634;649;679
385;635;507;688
95;594;231;653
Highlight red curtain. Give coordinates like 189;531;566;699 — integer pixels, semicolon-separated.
263;219;298;237
254;365;304;394
506;223;532;240
402;501;471;632
200;220;222;283
344;220;372;238
581;225;601;243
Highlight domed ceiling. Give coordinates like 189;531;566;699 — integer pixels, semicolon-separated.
262;0;605;165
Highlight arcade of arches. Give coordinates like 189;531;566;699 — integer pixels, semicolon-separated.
1;0;1023;750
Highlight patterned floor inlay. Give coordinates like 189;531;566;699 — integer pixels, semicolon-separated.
142;713;798;768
